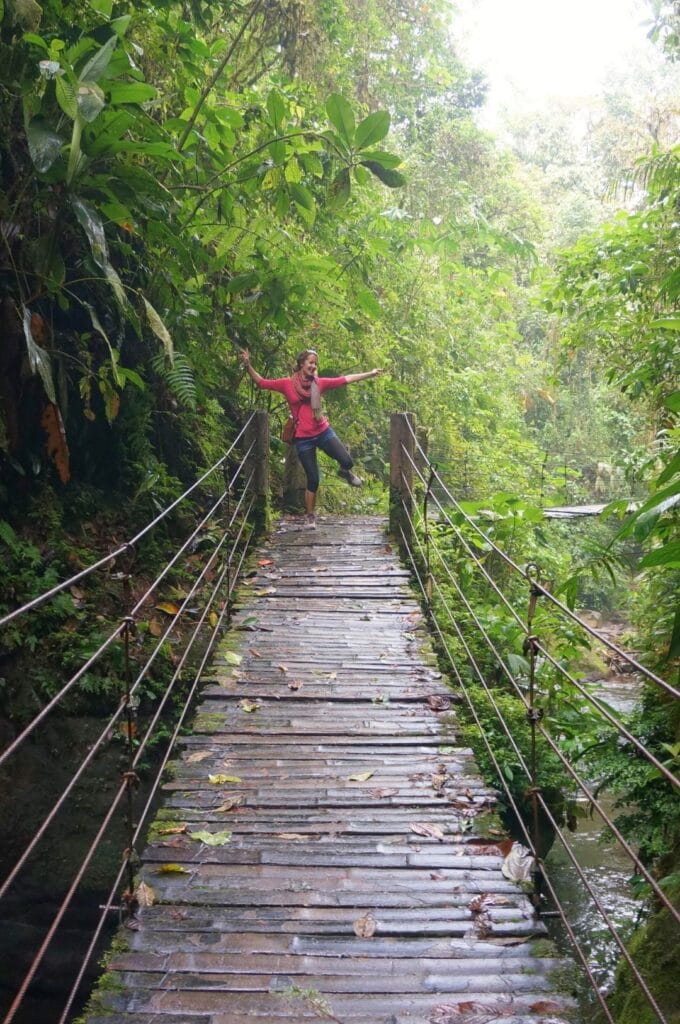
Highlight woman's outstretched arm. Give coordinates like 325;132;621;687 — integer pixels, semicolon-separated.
343;368;383;384
239;348;265;387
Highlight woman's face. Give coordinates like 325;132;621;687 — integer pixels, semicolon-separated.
301;352;318;377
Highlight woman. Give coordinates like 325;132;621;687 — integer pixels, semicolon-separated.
240;348;382;528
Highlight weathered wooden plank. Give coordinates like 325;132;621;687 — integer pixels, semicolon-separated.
83;516;572;1024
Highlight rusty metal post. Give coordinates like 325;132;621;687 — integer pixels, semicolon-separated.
389;412;416;543
246;410;270;534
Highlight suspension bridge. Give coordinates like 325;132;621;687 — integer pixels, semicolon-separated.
0;414;677;1024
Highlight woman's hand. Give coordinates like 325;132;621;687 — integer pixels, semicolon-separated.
239;349;251;366
371;368;383;378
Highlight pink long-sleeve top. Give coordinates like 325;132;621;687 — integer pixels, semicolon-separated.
257;376;347;438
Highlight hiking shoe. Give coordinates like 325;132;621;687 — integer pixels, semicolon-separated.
303;514;317;529
338;468;363;487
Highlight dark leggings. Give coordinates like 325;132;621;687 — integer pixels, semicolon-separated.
295;428;353;493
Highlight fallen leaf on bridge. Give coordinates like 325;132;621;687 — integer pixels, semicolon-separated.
190;829;232;846
209;773;242;784
277;832;306;840
134;881;156;907
411;823;445;841
348;771;374;782
224;651;242;666
353;912;377;938
288;680;303;691
427;695;450;711
369;788;398;798
239;699;260;713
156;863;189;874
215;796;244;813
186;750;211;764
158;824;187;836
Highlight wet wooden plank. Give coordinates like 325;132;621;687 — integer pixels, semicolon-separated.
85;515;573;1024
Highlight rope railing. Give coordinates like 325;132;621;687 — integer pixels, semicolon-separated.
0;415;266;1024
389;413;679;1024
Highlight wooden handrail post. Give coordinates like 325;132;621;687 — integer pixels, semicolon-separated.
246;410;271;533
389;412;416;542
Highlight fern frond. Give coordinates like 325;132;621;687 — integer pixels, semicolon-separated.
151;352;198;410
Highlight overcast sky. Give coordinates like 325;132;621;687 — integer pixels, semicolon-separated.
452;0;656;123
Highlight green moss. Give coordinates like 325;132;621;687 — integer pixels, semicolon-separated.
530;938;560;958
192;712;225;732
608;896;680;1024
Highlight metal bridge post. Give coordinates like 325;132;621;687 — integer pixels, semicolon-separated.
389;412;416;544
523;563;544;885
246;410;271;534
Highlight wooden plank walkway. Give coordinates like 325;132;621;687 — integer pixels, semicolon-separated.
88;515;573;1024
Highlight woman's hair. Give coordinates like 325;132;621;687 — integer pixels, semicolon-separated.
295;348;318;370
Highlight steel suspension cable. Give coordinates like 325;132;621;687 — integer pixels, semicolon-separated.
0;416;254;629
0;473;254;900
6;491;257;1024
399;480;672;1024
57;496;257;1024
422;519;680;925
397;518;615;1024
401;423;678;699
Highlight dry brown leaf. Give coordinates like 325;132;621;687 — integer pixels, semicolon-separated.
277;663;288;673
410;822;445;841
148;618;163;638
186;750;211;764
427;695;450;712
529;1001;564;1013
258;559;274;566
41;402;70;483
288;680;303;691
215;796;244;813
369;788;398;798
277;832;306;840
249;647;262;657
353;913;377;938
431;773;447;791
134;881;156;907
239;699;260;713
158;824;187;836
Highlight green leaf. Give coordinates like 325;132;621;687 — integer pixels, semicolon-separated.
357;288;382;317
223;651;242;666
21;307;56;403
325;93;355;146
291;184;314;212
77;81;106;123
71;196;128;309
658;450;680;486
355;110;390;150
639;541;680;569
651;317;680;331
110;14;131;36
26;119;63;172
142;296;174;362
84;302;122;386
55;76;78;119
266;89;286;131
664;391;680;413
108;82;157;105
78;35;117;83
361;160;406;188
89;0;113;15
284;157;302;184
327;167;351;210
358;150;402;169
